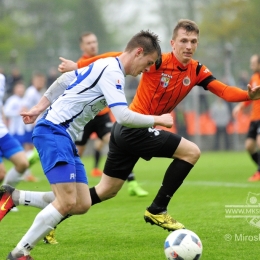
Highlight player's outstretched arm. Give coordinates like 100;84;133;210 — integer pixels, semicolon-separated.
110;106;173;128
21;96;50;124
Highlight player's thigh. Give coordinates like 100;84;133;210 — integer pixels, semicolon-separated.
173;137;201;164
74;182;91;214
104;135;139;180
101;132;111;145
95;114;113;140
9;151;29;171
0;162;6;180
245;138;256;152
256;134;260;149
51;181;77;214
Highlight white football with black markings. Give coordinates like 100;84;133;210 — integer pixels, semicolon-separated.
164;229;202;260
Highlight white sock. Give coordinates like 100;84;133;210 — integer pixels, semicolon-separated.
11;203;63;257
3;167;22;187
18;190;55;209
22;169;32;180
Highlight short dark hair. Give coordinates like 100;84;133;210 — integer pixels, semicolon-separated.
125;30;161;58
79;32;96;42
172;19;199;40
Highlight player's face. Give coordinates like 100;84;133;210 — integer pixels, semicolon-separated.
80;34;98;57
130;49;158;77
32;76;46;91
171;28;199;66
250;55;260;73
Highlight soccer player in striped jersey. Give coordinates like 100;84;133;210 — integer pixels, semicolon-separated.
76;32;149;197
233;54;260;181
58;19;260;232
2;30;173;260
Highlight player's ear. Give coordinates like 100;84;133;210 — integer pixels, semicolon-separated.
135;47;144;57
170;40;175;49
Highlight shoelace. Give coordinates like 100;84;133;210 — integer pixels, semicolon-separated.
163;213;177;223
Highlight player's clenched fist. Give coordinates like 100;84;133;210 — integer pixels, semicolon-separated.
153;113;173;128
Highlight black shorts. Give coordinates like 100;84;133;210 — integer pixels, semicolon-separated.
103;122;182;180
75;113;113;146
247;120;260;140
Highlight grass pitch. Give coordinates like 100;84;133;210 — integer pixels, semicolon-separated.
1;151;260;259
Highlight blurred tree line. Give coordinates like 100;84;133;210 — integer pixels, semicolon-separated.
0;0;259;85
0;0;118;80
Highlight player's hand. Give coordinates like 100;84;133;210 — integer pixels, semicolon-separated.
232;104;241;118
58;57;78;73
154;113;173;128
20;107;41;124
248;84;260;100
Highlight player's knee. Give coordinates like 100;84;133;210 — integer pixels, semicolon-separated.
76;201;91;214
60;197;77;214
185;143;201;164
16;159;29;173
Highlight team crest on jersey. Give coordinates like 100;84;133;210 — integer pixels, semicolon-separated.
160;73;172;88
183;76;191;86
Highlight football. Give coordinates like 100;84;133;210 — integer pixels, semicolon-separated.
164;229;203;260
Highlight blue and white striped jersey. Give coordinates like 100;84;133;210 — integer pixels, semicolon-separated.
44;57;128;141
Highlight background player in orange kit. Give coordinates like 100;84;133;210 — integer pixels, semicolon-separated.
233;54;260;181
58;19;260;232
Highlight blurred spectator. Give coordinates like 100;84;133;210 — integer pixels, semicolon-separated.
210;97;231;150
237;70;249;90
22;72;46;151
4;82;26;146
232;54;260;181
5;67;23;98
47;67;59;87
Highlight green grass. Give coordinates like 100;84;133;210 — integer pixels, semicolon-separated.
1;151;260;260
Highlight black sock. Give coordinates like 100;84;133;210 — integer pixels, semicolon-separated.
90;187;101;205
56;214;72;227
251;152;258;164
127;172;135;182
258;152;260;172
94;149;101;168
148;159;193;214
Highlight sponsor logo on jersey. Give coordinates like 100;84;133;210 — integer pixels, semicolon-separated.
116;79;122;90
183;76;191;86
160;73;172;88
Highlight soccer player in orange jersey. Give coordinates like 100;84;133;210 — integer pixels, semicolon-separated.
58;19;260;231
233;54;260;181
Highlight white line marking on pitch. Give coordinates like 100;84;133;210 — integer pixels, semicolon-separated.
184;181;259;188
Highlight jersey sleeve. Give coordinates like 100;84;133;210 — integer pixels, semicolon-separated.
77;52;122;69
98;68;128;108
195;63;216;89
207;80;250;102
